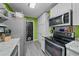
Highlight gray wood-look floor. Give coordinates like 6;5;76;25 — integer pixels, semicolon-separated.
25;41;45;56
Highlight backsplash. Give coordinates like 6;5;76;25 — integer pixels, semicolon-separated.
73;25;79;38
49;25;79;40
55;26;67;31
49;26;73;33
49;27;53;33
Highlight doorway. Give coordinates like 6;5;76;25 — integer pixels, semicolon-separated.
26;22;33;41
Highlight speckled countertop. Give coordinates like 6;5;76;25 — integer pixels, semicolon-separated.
66;40;79;54
0;38;20;56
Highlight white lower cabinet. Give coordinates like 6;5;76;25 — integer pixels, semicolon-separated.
66;41;79;56
41;38;45;52
66;49;79;56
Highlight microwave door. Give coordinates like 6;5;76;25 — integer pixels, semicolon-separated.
52;15;63;25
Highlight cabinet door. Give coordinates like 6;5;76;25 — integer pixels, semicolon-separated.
50;3;72;18
50;5;58;18
57;3;72;16
67;49;79;56
41;38;45;52
73;3;79;25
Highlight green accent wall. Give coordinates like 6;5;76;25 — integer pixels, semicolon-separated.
24;16;38;41
33;19;38;40
3;3;14;12
24;16;37;20
74;25;79;38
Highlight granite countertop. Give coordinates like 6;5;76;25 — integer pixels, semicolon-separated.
66;40;79;54
0;38;20;56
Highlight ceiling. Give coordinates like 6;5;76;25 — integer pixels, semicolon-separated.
9;3;57;17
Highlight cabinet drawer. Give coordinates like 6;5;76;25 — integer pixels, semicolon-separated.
67;49;79;56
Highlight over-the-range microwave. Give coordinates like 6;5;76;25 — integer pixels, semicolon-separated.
49;10;72;26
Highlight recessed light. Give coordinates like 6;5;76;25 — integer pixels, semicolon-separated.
29;3;36;8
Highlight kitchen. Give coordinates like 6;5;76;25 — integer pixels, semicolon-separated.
0;3;79;56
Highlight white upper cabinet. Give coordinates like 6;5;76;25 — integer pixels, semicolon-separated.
57;3;72;16
38;12;49;36
50;5;58;18
72;3;79;25
50;3;72;18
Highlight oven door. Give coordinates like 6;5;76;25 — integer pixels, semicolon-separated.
45;40;65;56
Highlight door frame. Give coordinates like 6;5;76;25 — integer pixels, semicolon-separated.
26;20;34;41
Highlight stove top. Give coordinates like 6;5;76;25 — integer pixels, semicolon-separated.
45;31;75;47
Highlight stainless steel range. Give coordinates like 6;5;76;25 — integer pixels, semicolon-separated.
45;31;75;56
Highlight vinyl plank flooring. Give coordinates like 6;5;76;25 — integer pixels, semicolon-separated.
25;41;45;56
